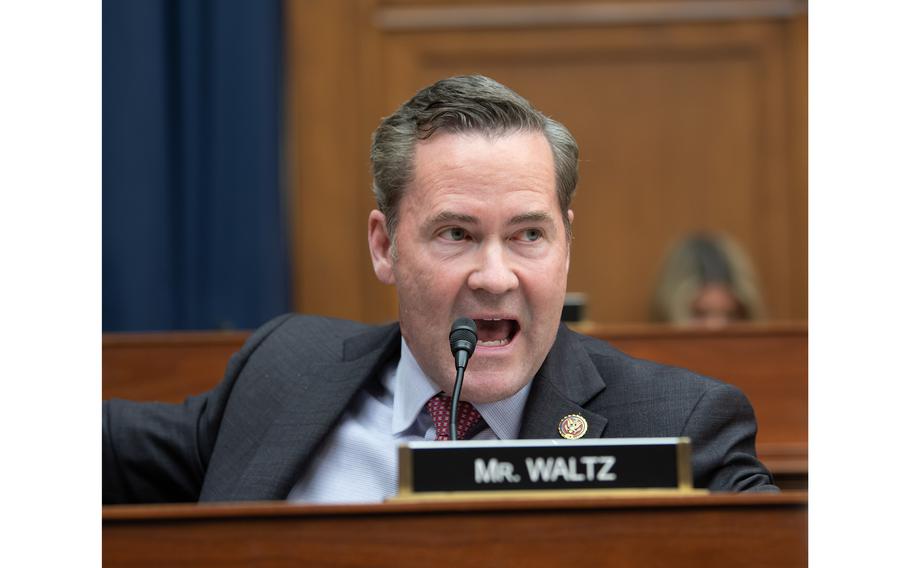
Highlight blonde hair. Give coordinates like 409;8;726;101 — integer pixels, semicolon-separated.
651;233;766;323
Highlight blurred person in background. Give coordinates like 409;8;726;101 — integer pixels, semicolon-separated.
651;233;765;329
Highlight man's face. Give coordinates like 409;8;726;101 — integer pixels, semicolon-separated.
368;131;572;403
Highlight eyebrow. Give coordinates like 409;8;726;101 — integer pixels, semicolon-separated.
508;211;556;226
425;211;479;229
423;210;556;232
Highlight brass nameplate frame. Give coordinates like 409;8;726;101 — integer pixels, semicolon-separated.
393;437;699;502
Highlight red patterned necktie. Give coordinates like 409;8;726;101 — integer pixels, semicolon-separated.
425;393;487;441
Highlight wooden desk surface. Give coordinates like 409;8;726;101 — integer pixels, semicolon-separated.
103;492;807;567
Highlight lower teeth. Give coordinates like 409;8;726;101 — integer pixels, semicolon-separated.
478;339;509;347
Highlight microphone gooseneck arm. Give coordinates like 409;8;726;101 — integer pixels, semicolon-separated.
448;317;478;441
450;366;467;442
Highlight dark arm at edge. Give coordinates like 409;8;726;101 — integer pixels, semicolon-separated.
682;382;779;492
102;313;294;504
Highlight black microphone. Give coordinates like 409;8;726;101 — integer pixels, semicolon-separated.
448;317;478;441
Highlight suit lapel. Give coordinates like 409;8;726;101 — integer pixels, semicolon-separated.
226;323;401;501
217;322;606;500
519;325;609;440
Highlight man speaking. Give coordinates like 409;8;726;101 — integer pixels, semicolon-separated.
103;75;776;504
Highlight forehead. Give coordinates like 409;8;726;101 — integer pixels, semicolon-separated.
406;130;558;213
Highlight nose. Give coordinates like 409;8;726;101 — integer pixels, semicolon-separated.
466;241;519;295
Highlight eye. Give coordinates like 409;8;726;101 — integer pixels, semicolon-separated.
440;227;468;241
517;228;543;242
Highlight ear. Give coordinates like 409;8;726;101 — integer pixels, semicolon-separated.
565;209;574;271
368;210;396;285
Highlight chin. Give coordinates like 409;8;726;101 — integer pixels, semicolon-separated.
460;367;529;404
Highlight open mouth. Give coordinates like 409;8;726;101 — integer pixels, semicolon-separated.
473;318;519;348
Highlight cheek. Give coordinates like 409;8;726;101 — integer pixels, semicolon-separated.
395;255;459;309
521;257;569;314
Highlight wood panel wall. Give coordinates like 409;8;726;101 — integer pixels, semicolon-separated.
285;0;807;324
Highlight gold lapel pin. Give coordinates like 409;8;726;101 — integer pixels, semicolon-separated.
558;414;588;440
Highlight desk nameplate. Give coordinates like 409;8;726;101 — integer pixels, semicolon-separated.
395;437;697;502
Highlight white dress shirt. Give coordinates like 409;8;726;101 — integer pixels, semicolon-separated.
287;338;532;504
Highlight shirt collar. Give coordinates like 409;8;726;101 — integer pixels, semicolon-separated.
390;337;532;440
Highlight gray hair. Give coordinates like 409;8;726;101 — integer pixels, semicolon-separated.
370;75;579;238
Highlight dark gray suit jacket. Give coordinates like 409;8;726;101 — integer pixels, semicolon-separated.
103;314;776;504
